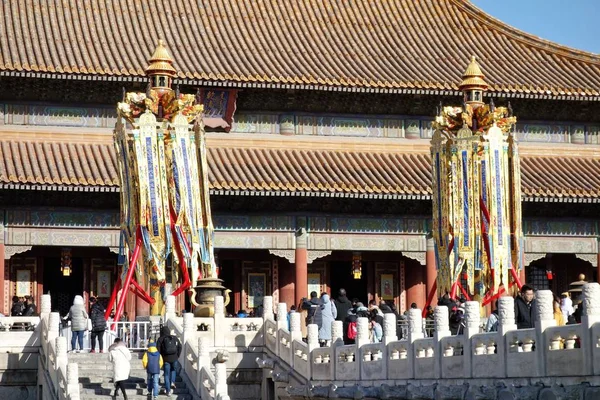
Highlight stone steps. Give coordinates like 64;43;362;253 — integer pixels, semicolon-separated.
69;352;192;400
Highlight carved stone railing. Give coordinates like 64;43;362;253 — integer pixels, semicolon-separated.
253;284;600;391
35;294;80;400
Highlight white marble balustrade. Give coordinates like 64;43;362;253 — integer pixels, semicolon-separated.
244;285;600;385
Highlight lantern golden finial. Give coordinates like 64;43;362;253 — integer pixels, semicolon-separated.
459;55;488;108
145;40;177;93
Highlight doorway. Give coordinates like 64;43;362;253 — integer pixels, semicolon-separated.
43;257;84;317
328;261;368;304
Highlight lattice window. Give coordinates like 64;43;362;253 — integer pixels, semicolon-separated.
526;265;550;291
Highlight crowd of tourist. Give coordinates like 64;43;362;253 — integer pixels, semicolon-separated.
261;283;586;345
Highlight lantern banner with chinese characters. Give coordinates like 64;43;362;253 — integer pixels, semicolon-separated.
113;41;217;315
430;57;522;297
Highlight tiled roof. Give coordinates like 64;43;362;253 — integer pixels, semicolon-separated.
0;136;598;202
0;1;598;98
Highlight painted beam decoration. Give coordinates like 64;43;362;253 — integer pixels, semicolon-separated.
113;41;216;315
430;57;522;298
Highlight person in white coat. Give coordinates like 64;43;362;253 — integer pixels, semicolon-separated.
108;338;131;399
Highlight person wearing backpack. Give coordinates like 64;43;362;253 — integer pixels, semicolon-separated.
142;340;163;400
156;326;182;397
89;296;107;353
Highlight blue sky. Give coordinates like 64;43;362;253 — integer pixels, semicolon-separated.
472;0;599;54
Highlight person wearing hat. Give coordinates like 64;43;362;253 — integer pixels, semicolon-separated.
142;340;163;400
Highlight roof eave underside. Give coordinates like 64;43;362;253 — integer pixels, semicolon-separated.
1;71;598;101
1;183;598;203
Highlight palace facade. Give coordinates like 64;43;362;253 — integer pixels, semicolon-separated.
0;0;599;317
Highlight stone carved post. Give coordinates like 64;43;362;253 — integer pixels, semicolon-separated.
55;336;68;376
307;324;319;352
497;296;515;378
182;312;195;355
535;289;556;376
198;337;211;370
165;295;176;324
434;305;451;379
290;312;302;343
66;363;79;396
214;295;225;317
408;309;424;341
356;317;370;348
213;296;226;346
41;294;51;315
582;283;600;375
46;311;60;365
536;290;555;330
263;296;274;321
277;303;288;331
331;320;344;347
498;296;517;335
463;301;481;378
383;313;398;345
196;337;210;391
214;350;229;399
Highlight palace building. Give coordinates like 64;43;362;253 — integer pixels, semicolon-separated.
0;0;598;317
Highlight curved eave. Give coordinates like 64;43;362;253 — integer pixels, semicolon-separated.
2;183;599;203
1;71;598;101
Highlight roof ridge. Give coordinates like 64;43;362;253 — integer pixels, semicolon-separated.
455;0;600;65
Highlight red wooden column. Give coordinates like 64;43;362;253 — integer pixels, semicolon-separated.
405;257;426;309
278;259;295;308
425;238;437;307
294;229;308;308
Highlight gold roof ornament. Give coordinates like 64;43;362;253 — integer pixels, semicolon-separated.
145;40;177;78
459;55;488;92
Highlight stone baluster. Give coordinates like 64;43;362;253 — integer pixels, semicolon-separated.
47;312;60;355
331;320;344;347
214;296;225;317
165;295;176;324
182;312;196;353
197;337;211;392
535;289;556;376
408;308;424;342
214;351;229;399
263;296;274;321
496;296;515;379
56;336;68;375
536;290;556;331
356;317;370;348
498;296;517;335
383;313;397;345
290;312;302;343
66;363;79;396
433;305;451;379
582;283;600;375
214;296;225;346
277;303;288;331
40;294;51;315
307;324;319;352
463;301;481;378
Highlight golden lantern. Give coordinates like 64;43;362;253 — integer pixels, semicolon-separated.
352;252;362;279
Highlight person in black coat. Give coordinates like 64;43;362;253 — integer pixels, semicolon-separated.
302;291;320;326
514;285;537;329
334;289;353;322
157;326;182;395
89;297;107;353
23;296;37;316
